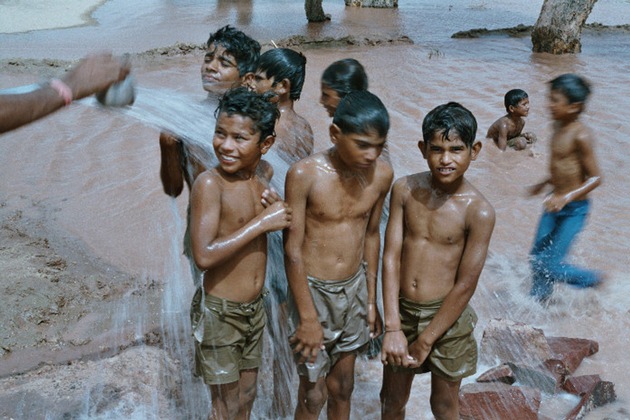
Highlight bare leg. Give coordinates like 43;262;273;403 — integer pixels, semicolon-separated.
379;365;415;420
326;352;357;419
209;381;240;420
271;304;294;416
294;375;327;420
237;368;258;419
429;374;461;420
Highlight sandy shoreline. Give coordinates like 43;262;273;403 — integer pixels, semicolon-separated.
0;0;106;34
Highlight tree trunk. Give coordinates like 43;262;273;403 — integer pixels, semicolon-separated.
345;0;398;6
531;0;597;54
305;0;327;22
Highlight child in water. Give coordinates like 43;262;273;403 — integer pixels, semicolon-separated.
529;74;603;302
189;87;291;419
486;88;537;151
380;102;495;419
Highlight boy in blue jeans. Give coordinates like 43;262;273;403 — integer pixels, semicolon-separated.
528;73;603;302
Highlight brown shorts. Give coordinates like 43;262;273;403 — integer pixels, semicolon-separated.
190;288;267;385
392;296;478;381
288;262;370;382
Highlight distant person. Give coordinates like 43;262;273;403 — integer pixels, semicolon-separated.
380;102;495;420
158;25;260;286
245;46;314;417
189;87;291;419
0;52;129;134
528;74;603;302
247;47;314;162
486;88;537;151
284;90;393;419
319;58;368;118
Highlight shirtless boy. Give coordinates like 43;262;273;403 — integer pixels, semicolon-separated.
189;87;291;419
284;90;393;419
247;47;314;163
380;102;495;420
486;88;537;151
529;74;603;302
159;25;260;285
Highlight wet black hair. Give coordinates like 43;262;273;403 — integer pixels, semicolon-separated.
504;88;528;112
207;25;261;76
215;87;280;141
549;73;591;105
333;90;389;138
257;48;307;101
321;58;368;98
422;102;477;148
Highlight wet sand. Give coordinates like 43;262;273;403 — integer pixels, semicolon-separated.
1;0;630;418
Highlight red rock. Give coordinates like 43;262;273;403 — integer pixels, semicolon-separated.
545;336;598;374
563;374;601;396
565;380;616;420
507;362;561;394
459;382;541;420
476;364;516;385
479;319;554;367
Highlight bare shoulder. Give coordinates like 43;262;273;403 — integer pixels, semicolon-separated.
464;181;496;225
375;158;394;186
574;121;595;145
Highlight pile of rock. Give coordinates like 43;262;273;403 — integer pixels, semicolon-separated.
459;319;616;419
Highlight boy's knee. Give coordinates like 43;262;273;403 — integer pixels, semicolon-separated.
327;373;355;401
380;389;407;417
299;382;327;414
430;393;458;420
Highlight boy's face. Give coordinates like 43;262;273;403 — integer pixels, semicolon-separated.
330;124;385;170
510;98;530;117
213;112;273;175
320;83;342;118
419;130;480;188
201;43;242;94
548;89;579;121
249;70;276;95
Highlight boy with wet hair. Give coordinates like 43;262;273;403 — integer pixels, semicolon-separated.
247;47;314;162
486;88;537;151
380;102;495;420
319;58;368;118
158;25;261;287
284;90;393;419
189;87;291;419
528;73;603;302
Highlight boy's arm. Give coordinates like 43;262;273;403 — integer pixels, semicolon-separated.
159;132;184;197
408;199;495;367
495;120;510;151
190;171;291;270
363;165;393;338
380;179;414;366
283;164;324;362
545;130;602;212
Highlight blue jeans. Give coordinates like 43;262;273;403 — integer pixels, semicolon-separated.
529;200;600;301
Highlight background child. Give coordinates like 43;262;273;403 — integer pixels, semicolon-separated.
319;58;368;118
380;102;495;420
158;25;260;287
247;47;314;163
189;87;291;419
486;88;537;151
528;74;603;302
284;90;393;419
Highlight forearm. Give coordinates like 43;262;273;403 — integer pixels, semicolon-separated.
159;133;184;196
363;230;381;304
0;85;66;134
419;281;475;345
381;256;402;331
285;254;319;323
564;175;602;202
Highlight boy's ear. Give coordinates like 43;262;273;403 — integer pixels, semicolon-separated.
242;72;255;91
274;78;290;97
507;105;515;114
569;101;583;115
259;134;275;155
418;140;427;158
329;123;341;145
470;140;482;160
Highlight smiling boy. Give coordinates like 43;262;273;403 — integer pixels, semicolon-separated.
380;102;495;420
189;87;291;419
486;89;537;151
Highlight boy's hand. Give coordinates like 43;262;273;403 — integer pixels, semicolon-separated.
381;330;417;367
406;337;432;369
543;192;569;212
368;303;383;339
289;319;325;364
261;188;282;208
260;200;292;231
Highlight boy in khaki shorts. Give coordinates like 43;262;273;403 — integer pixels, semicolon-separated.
380;102;495;419
284;90;393;419
189;87;292;419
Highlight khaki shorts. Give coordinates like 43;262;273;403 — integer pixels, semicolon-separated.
190;288;267;385
288;262;370;382
392;296;478;381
